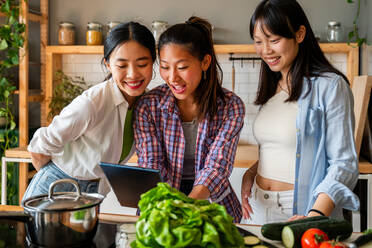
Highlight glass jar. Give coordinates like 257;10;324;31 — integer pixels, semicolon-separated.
107;21;122;35
58;22;75;45
326;21;343;42
115;223;136;248
86;22;103;45
151;20;168;44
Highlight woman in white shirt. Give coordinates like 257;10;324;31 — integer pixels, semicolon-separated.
241;0;359;224
23;22;156;199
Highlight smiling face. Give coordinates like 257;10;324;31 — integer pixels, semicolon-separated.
105;40;153;104
253;21;305;79
159;43;211;104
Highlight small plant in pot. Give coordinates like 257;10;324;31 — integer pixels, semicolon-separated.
48;70;89;120
346;0;366;46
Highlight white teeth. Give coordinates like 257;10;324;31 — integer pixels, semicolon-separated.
267;57;279;63
127;81;141;87
173;85;185;90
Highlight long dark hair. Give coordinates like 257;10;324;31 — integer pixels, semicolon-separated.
102;22;156;80
158;16;225;120
250;0;349;105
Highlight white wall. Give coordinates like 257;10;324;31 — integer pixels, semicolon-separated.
61;52;348;145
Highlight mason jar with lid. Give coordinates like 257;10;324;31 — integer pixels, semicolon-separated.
58;22;75;45
115;223;136;248
326;21;343;43
107;21;122;35
86;22;103;45
151;20;168;44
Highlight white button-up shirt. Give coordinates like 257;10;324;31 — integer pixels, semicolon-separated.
28;79;135;195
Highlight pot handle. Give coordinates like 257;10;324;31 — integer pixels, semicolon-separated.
0;211;32;222
49;178;82;201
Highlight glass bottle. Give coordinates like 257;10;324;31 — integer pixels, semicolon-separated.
58;22;75;45
151;20;168;44
326;21;343;43
86;22;103;45
107;21;122;35
115;223;136;248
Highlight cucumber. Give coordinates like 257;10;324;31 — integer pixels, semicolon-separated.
352;232;372;247
281;219;353;248
261;216;328;240
244;236;260;246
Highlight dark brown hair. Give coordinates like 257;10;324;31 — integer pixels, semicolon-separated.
250;0;349;105
102;22;156;80
158;16;225;120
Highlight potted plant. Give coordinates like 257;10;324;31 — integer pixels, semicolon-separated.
346;0;366;46
48;70;88;120
0;0;26;204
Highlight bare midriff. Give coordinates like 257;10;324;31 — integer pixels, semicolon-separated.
256;174;294;191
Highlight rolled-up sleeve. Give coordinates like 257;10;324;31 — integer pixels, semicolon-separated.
195;96;245;202
313;76;359;211
28;95;96;156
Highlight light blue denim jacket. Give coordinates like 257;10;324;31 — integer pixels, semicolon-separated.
294;72;359;219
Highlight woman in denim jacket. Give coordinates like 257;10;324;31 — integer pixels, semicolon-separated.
241;0;359;224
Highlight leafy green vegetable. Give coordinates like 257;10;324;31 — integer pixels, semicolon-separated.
131;183;244;248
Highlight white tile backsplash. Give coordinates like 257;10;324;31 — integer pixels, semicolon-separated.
61;52;348;144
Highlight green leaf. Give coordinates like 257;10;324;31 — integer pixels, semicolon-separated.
0;39;8;50
346;0;354;3
10;121;15;130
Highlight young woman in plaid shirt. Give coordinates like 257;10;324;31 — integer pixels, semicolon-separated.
134;16;245;222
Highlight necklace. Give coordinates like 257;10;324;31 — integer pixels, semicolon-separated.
278;82;289;94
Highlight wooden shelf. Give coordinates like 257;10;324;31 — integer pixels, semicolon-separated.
46;45;103;54
45;43;358;85
359;158;372;174
5;147;30;159
13;89;43;102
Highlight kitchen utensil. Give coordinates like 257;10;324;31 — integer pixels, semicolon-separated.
0;179;104;247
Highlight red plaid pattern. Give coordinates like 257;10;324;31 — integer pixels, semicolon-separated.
134;84;245;222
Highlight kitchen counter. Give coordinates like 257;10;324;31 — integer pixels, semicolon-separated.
0;206;364;248
128;144;259;169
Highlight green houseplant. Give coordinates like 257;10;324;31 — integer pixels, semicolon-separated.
0;0;26;204
346;0;366;46
48;70;88;120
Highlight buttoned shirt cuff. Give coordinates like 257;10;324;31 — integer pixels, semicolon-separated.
313;179;359;211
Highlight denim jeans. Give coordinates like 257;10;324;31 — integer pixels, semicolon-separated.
22;161;99;203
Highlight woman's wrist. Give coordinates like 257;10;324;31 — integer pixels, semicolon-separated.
307;208;326;217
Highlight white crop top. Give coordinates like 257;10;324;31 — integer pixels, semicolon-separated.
253;90;298;184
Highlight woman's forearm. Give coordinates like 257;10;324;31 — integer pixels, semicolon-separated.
188;184;210;200
307;193;335;217
30;152;51;171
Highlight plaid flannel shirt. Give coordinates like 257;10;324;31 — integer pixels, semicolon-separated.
134;84;245;222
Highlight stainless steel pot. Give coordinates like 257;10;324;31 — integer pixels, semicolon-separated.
0;179;104;247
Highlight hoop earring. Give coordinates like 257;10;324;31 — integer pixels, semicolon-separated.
203;71;206;80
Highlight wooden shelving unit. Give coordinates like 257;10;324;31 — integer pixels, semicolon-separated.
14;0;48;203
